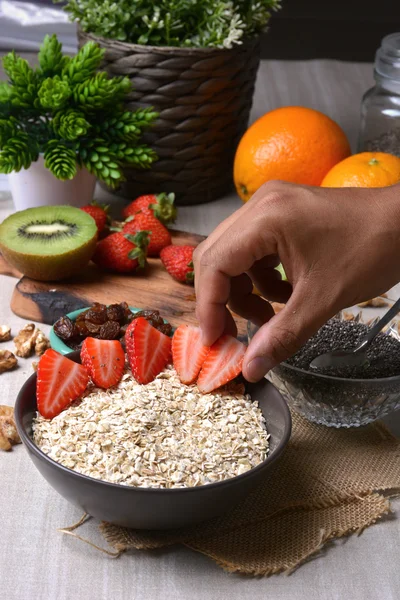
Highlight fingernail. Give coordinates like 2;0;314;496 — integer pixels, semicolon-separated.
246;356;274;382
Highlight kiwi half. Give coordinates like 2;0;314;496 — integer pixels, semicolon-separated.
0;205;98;281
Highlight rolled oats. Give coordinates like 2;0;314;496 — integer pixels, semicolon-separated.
33;368;269;488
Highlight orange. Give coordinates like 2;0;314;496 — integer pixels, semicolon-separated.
233;106;351;202
321;152;400;188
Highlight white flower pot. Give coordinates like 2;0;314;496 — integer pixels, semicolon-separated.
8;155;96;211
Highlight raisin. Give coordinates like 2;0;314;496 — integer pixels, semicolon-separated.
107;304;125;323
159;322;173;336
53;316;77;341
120;323;129;335
119;302;133;321
68;340;83;351
99;321;120;340
86;321;101;334
85;303;108;324
75;319;90;337
76;309;89;323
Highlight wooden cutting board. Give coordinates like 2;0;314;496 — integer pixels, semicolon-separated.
0;230;247;339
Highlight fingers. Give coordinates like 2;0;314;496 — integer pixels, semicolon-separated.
242;283;332;382
194;213;278;345
228;274;275;326
249;263;292;303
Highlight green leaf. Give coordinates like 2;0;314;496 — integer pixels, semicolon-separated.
38;76;71;110
0;116;18;146
94;107;158;142
73;73;131;110
276;263;287;281
52;108;90;140
149;192;177;224
0;131;39;173
0;82;12;103
38;34;70;76
2;51;39;108
44;139;77;180
125;230;150;268
63;41;105;85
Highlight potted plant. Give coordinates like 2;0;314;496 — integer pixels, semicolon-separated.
58;0;281;205
0;35;157;211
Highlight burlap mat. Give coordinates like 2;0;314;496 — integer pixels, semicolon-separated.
63;412;400;576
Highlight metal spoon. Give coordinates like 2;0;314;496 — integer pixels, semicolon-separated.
309;297;400;370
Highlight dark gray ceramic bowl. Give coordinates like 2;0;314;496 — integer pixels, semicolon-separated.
15;351;291;530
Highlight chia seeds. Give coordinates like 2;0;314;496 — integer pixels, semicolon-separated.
364;128;400;157
287;318;400;379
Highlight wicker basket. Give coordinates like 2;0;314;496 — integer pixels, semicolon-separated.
78;29;260;205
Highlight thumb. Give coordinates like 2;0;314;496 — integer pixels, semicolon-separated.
242;286;331;382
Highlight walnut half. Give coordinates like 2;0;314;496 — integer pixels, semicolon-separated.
0;406;21;451
34;329;50;356
14;324;50;358
358;295;388;308
0;350;18;374
0;325;11;342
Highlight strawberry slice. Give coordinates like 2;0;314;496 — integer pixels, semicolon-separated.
125;317;171;384
81;338;125;389
197;335;246;394
37;349;89;419
172;324;210;385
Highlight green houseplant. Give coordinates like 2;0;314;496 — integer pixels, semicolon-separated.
58;0;281;205
0;34;157;210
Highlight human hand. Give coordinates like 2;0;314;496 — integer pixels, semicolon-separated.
194;181;400;382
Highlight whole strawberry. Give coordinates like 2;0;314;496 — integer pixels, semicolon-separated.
122;209;171;257
160;245;195;284
92;231;149;273
122;193;177;225
80;201;110;234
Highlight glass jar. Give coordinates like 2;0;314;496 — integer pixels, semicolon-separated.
358;33;400;156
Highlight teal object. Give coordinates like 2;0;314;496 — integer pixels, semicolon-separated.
49;306;142;355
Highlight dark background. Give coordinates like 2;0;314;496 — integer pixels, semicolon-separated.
19;0;400;61
261;0;400;60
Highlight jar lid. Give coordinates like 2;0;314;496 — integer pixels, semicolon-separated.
375;33;400;81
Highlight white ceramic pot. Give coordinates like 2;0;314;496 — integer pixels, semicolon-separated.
8;155;96;211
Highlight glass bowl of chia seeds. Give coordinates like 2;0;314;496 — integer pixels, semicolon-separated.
247;300;400;428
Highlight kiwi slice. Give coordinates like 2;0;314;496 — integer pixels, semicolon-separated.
0;205;98;281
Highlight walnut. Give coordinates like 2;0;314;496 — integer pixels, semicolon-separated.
0;350;18;374
32;361;38;372
343;311;356;321
0;405;21;451
358;295;388;308
14;323;37;357
13;324;50;358
0;325;11;342
34;329;50;356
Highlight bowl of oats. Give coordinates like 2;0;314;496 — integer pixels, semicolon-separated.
15;341;291;529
